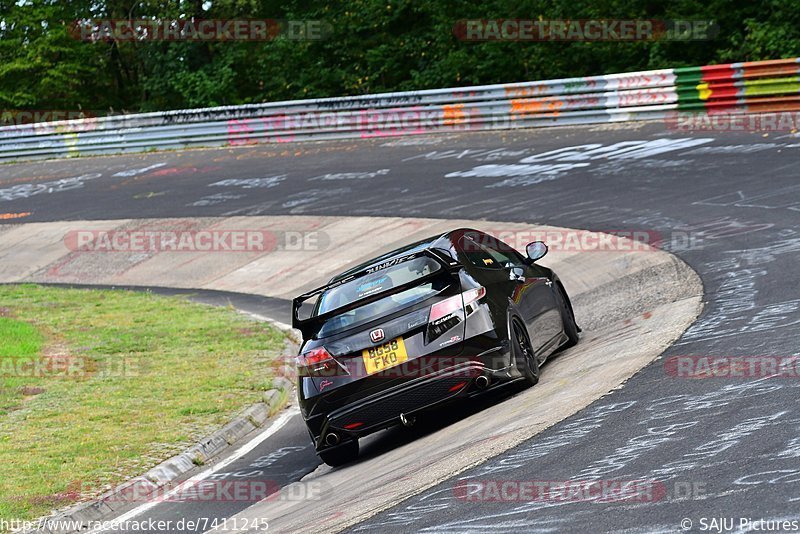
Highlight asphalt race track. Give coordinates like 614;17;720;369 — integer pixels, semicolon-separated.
3;122;800;532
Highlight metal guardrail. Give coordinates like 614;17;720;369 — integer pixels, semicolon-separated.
1;58;798;161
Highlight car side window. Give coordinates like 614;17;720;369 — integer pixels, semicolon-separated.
458;235;504;270
482;236;524;266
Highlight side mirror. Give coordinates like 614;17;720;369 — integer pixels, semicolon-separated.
525;241;548;262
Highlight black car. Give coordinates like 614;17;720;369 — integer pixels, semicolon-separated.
291;228;579;466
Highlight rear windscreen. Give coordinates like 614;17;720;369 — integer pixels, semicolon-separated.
314;256;448;337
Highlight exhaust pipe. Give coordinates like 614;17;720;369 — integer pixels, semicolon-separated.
324;432;340;446
400;413;416;427
475;375;490;390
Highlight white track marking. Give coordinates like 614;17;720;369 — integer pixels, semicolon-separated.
85;407;299;533
241;311;294;332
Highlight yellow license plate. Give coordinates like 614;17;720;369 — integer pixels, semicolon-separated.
362;337;408;375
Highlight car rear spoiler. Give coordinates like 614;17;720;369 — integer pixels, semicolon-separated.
292;249;459;340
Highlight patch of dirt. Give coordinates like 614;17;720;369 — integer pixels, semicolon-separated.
20;385;46;396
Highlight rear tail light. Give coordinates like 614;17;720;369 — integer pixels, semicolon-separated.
428;286;486;323
296;347;335;375
462;286;486;307
427;286;485;342
429;295;463;323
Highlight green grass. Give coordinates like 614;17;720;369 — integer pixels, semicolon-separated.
0;284;286;522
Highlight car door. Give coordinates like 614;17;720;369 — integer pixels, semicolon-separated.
480;234;561;351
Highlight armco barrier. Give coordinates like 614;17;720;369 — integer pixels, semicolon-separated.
0;58;798;161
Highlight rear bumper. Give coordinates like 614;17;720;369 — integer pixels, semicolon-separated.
312;361;487;450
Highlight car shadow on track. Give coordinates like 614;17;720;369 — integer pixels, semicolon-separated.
353;382;528;463
345;349;573;466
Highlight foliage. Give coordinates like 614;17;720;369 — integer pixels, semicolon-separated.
1;0;798;114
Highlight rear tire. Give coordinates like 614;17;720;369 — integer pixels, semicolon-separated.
512;320;540;386
556;285;579;349
318;439;359;467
